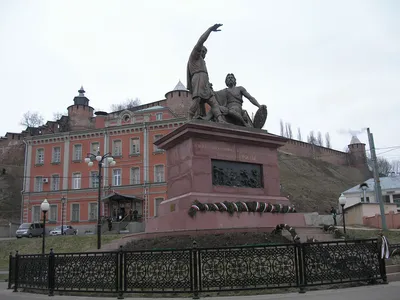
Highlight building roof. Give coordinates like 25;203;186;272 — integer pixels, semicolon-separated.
349;135;362;145
343;176;400;194
173;80;187;91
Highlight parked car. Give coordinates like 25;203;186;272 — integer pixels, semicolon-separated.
49;225;78;236
15;223;44;238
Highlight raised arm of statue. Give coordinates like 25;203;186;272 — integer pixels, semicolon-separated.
191;24;223;57
240;87;261;108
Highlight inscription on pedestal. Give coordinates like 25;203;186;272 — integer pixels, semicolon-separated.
212;159;263;188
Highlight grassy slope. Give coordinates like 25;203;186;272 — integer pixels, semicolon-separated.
0;235;121;270
278;152;369;213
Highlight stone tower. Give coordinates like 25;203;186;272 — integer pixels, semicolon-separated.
67;86;94;131
164;80;192;117
348;135;367;168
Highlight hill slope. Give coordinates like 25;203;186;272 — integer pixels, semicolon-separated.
278;152;370;214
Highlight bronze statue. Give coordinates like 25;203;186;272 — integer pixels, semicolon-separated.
187;24;226;123
205;73;268;128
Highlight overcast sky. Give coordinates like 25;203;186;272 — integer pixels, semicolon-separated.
1;0;399;162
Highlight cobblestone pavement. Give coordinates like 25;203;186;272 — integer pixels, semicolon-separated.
1;282;400;300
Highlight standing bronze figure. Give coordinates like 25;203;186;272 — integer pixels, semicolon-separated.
187;24;226;123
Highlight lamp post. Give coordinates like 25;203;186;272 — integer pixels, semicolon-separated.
85;148;116;250
40;199;50;255
338;193;347;235
61;197;66;235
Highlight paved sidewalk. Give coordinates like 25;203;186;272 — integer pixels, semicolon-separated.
1;282;400;300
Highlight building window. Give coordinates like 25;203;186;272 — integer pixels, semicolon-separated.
90;171;99;188
154;165;165;183
383;195;391;203
131;167;140;185
393;194;400;207
51;174;60;191
113;169;122;186
73;144;82;161
89;203;97;221
90;142;100;154
156;113;163;121
360;196;370;203
52;147;61;163
72;173;81;189
36;148;44;164
113;140;122;156
130;138;140;154
154;198;164;217
35;176;43;192
71;204;80;222
32;206;40;222
153;135;163;152
49;205;57;222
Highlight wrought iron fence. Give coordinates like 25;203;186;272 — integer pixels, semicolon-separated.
8;238;386;298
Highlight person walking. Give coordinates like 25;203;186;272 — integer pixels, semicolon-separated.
331;206;337;226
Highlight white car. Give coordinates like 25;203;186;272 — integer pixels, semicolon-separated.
49;225;78;236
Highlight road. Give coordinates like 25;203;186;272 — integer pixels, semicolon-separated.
1;282;400;300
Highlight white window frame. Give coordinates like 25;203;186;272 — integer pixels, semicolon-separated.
113;169;122;186
90;171;99;188
130;167;140;185
49;204;58;222
72;173;81;189
71;203;80;222
35;176;43;192
113;140;122;156
51;174;60;191
91;142;100;154
32;206;41;222
154;165;165;183
52;147;61;163
130;138;140;154
156;112;163;121
73;144;82;161
88;202;98;221
36;148;44;164
153;135;163;152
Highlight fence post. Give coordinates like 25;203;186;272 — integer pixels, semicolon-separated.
192;241;199;299
7;252;12;290
48;249;55;296
298;243;306;294
117;246;124;299
13;251;19;293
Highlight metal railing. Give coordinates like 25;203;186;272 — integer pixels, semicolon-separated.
8;239;386;298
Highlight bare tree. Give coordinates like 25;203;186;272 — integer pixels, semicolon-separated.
285;123;293;139
307;131;316;145
297;127;302;141
325;132;331;148
20;111;44;128
316;131;323;146
110;98;141;112
280;120;285;136
53;111;66;121
366;154;392;176
391;160;400;174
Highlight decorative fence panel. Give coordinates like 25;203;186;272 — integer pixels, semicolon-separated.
9;238;386;298
17;254;49;290
302;239;381;286
198;244;299;292
123;249;192;293
53;252;119;293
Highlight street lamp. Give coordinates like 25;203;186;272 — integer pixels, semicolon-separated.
61;197;66;235
40;199;50;255
338;193;347;235
360;183;368;203
85;148;116;249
